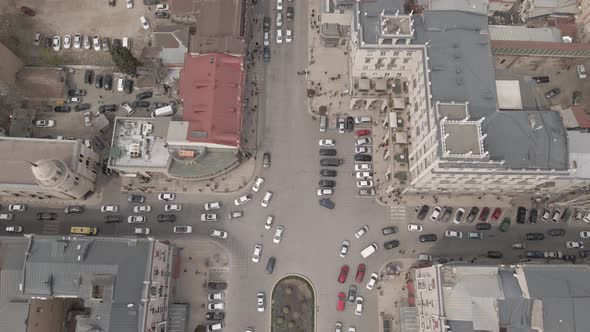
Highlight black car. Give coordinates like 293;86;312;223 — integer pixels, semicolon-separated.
155;11;170;18
265;256;276;274
74;103;91;112
37;212;56;221
64;206;84;214
206;312;225;321
319;148;337;156
319;198;335;209
440;207;453;222
136;91;153;100
516;207;527;224
263;46;271;62
320;169;337;177
347;285;356;303
547;228;566;237
44;37;52;48
384;240;399;250
84;69;94;84
95;74;103;89
98;104;117;113
263;152;271;168
157;214;176;222
103;74;113;90
207;282;228;290
563;255;577;262
533;76;549;84
465;207;479;223
124;79;133;94
354;154;372;162
320;158;343;167
152;102;169;108
54;106;71;113
419;234;437;242
132;100;150;108
69;89;87;96
113;38;122;47
525;232;545;240
263;16;271;32
319;180;336;188
286;6;294;20
346;116;354;131
525;250;544;258
487;251;503;259
475;222;491;230
545;88;560;99
104;215;122;223
382;226;398;235
529;208;538;224
417;205;430;220
128;194;145;203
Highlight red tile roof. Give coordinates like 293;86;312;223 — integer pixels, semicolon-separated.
178;53;244;148
571;106;590;129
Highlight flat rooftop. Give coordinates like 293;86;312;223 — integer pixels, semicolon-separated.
442;122;483;156
380;14;413;37
0;137;78;185
109;117;171;169
438;103;468;121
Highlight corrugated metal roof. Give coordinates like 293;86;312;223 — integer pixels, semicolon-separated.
0;301;28;332
167;303;189;332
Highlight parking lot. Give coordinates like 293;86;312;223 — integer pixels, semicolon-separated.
0;0;153;65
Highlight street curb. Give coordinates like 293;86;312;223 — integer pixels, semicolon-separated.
270;274;317;332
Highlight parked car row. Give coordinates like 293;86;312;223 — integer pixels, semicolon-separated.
35;33;130;51
317;137;337;209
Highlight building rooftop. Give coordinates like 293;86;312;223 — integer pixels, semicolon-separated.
489;25;562;42
495;80;523;109
109;117;171;170
418;0;489;14
178;53;244;148
145;25;190;66
0;137;80;185
356;0;404;44
442;122;483;156
567;131;590;178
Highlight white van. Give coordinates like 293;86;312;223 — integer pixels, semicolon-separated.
360;243;378;258
151;105;174;118
122;37;129;48
577;64;587;79
319;115;327;132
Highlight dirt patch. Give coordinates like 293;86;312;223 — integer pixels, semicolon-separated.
271;276;315;332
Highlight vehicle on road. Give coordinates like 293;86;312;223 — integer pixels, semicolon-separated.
5;226;23;233
257;292;265;312
101;205;118;213
340;240;350;257
264;216;273;230
366;272;378;290
525;250;544;258
319;180;336;188
234;194;251;206
158;193;175;201
355;296;364;315
273;225;284;243
204;202;221;210
64;206;83;214
360;243;378;258
525;232;545;240
356;180;373;188
544;251;563;259
542;209;551;221
445;230;462;238
464;207;479;223
530;208;538;223
319;198;335;209
453;208;465;224
408;224;423;232
355;264;366;283
429;206;441;221
512;242;526;249
580;231;590;238
545;88;560;99
201;214;218;222
382;226;398;235
132;228;150;236
337;292;346;311
319;139;335;147
547;228;566;237
479;207;490;221
419;234;437;242
210;230;228;239
320;169;337;177
165;204;181;211
384;240;399;250
127;216;145;224
252;177;265;192
8;205;26;212
355;163;372;171
261;191;273;207
71;226;98;236
133;205;151;213
0;214;14;221
487;251;503;259
252;244;262;263
355;171;372;179
228;211;243;219
265;256;276;274
354;154;372;162
499;217;511;232
551;210;561;223
205;312;225;321
36;120;55;128
440;207;453;222
140;16;150;30
173;226;192;234
157;214;176;223
358;189;375;196
321;158;343;166
128;194;145;203
516;207;527;224
355;225;369;239
104;216;122;223
338;265;349;283
208;302;224;311
37;212;56;221
566;241;584;248
263;152;271;168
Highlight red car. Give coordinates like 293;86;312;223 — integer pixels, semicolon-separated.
337;292;346;311
491;208;502;222
356;129;371;136
20;6;36;16
355;263;366;283
338;265;349;284
479;207;490;222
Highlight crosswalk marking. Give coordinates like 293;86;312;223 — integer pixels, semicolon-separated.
42;221;60;235
390;206;407;224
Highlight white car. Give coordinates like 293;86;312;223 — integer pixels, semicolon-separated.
52;36;61;51
134;205;151;213
165;204;182;211
317;188;333;196
156;3;169;10
173;226;192;234
73;34;81;49
445;230;463;238
36;119;55;128
132;228;150;235
210;229;228;239
204;201;221;210
128;215;146;223
355;225;369;239
263;31;270;46
354;163;372;171
430;206;442;221
257;292;265;312
366;272;378;290
261;191;273;207
126;0;133;8
234;194;251;206
340;240;350;257
355;146;371;154
286;29;292;43
348;328;356;332
93;36;101;51
33;32;42;46
273;225;284;244
355;116;372;124
566;241;584;248
265;216;273;230
208;292;224;301
158;193;176;201
201;213;218;222
580;231;590;238
5;226;23;233
319;139;335;147
355;296;364;315
407;224;423;232
8;204;26;212
276;0;283;10
140;16;151;30
208;302;224;311
276;12;283;27
356;180;373;188
63;35;71;49
117;77;125;92
252;177;265;192
355;171;372;179
276;29;283;44
355;137;371;146
84;112;92;127
101;205;118;213
83;35;91;49
252;244;262;263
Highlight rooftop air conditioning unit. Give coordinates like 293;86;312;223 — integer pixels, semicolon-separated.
128;143;141;158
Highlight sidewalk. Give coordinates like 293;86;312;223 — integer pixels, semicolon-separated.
377;258;415;332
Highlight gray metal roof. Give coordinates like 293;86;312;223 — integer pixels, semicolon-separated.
356;0;403;44
0;237;29;332
568;131;590;179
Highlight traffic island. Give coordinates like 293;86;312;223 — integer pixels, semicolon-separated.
271;275;315;332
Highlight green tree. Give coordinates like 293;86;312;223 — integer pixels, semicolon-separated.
110;46;142;75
